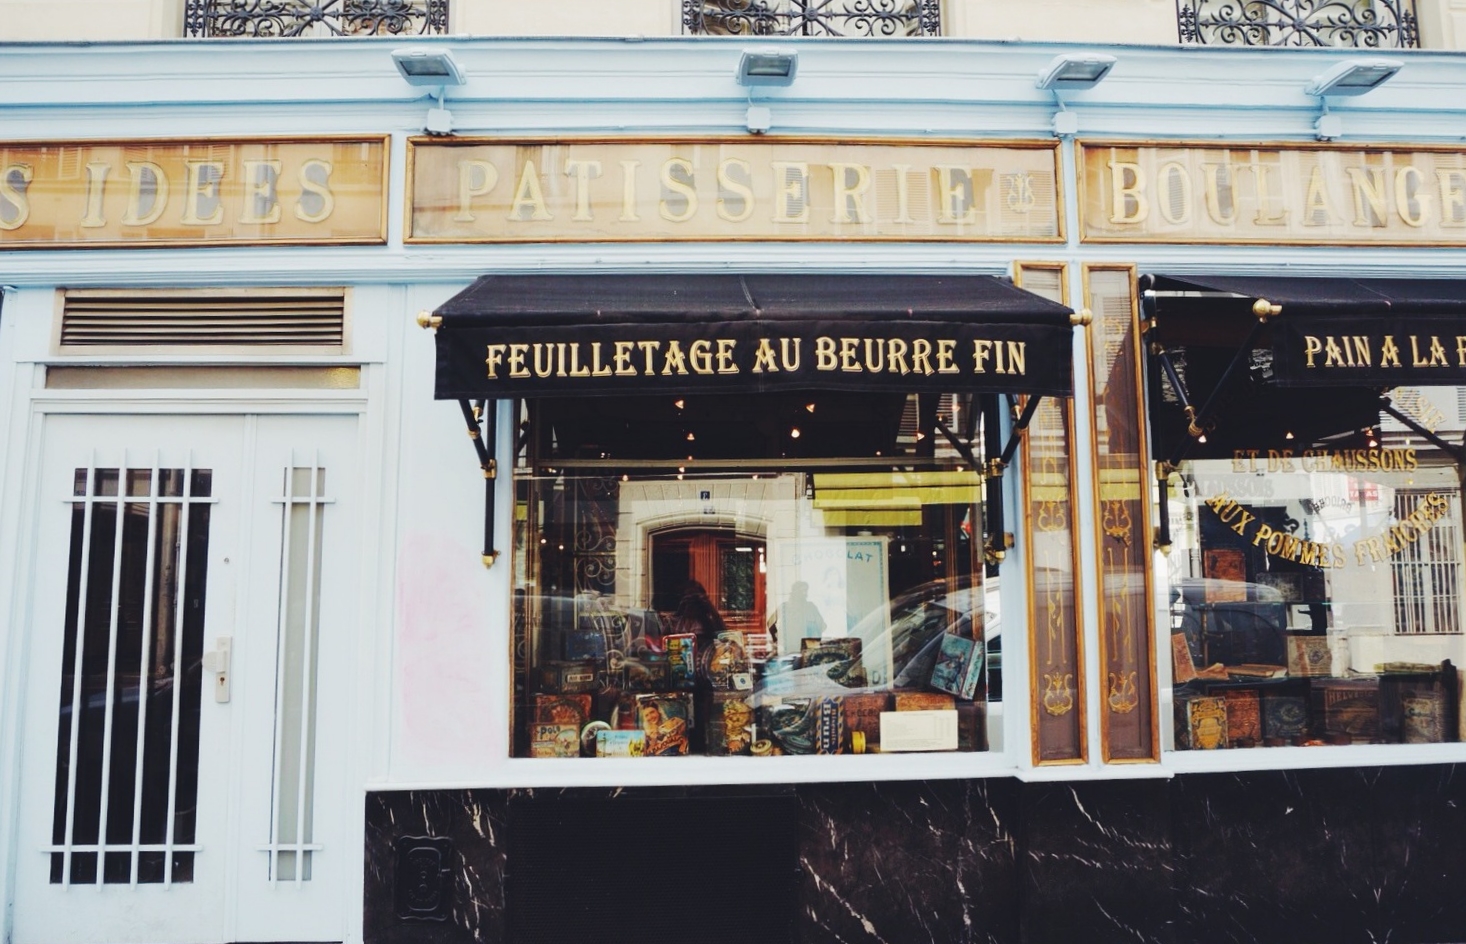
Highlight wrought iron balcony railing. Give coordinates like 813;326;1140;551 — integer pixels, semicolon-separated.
1177;0;1418;47
684;0;940;37
185;0;449;37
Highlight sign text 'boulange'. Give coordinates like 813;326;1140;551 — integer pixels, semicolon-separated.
1082;142;1466;245
409;140;1062;242
435;321;1075;399
0;138;388;247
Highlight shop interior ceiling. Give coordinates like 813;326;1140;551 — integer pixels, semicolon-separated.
534;392;912;462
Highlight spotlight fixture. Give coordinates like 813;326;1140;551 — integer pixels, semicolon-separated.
391;48;466;87
391;48;466;136
1036;53;1115;137
1306;59;1401;97
736;47;799;87
1036;53;1116;91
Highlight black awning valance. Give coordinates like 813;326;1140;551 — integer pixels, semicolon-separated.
1145;274;1466;387
429;274;1076;399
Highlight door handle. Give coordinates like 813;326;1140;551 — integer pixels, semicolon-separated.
202;636;232;703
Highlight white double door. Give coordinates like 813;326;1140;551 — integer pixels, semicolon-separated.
12;412;360;944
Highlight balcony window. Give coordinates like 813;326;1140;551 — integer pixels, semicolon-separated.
184;0;448;38
684;0;941;37
1176;0;1418;47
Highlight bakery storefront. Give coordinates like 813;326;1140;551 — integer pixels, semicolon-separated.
379;138;1466;944
9;40;1466;944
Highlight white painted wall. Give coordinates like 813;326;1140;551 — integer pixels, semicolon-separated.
947;0;1178;44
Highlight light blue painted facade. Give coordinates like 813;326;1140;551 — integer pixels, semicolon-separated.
3;35;1466;943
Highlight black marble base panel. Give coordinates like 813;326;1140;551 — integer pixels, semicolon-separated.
364;764;1466;944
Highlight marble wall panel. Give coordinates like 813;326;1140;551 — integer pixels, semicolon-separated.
797;779;1021;944
1171;766;1466;944
1017;779;1175;944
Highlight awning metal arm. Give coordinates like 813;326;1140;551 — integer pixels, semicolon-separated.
457;398;500;568
999;394;1043;470
1379;398;1466;466
933;417;982;475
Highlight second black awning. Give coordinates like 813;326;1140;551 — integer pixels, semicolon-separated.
429;274;1077;399
1146;275;1466;387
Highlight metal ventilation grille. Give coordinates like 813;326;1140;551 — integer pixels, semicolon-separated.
61;289;345;349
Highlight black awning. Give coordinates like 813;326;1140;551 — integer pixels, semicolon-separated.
1146;275;1466;387
430;274;1076;399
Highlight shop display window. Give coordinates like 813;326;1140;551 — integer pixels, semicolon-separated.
510;392;1002;759
1154;314;1466;750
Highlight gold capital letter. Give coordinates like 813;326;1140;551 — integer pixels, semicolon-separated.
295;159;335;224
509;160;553;222
454;160;499;223
239;160;282;225
1108;160;1148;224
565;160;602;223
122;161;169;227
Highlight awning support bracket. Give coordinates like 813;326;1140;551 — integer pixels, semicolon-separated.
982;397;1007;565
1144;294;1279;551
977;394;1040;566
1152;296;1282;469
457;398;499;568
1155;460;1174;554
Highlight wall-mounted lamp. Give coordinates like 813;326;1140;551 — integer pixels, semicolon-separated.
1036;53;1116;91
1306;58;1399;141
392;48;466;136
737;48;798;87
737;47;798;134
1307;58;1401;97
1036;53;1115;137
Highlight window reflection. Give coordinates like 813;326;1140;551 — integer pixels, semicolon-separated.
511;393;1000;759
1165;388;1465;749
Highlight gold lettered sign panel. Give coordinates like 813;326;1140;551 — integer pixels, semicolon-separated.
1081;142;1466;246
0;137;388;248
408;138;1062;243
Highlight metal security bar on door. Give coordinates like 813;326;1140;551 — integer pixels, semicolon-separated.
48;453;216;887
261;456;332;883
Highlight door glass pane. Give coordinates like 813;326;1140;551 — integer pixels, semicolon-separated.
50;466;211;885
271;465;327;882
